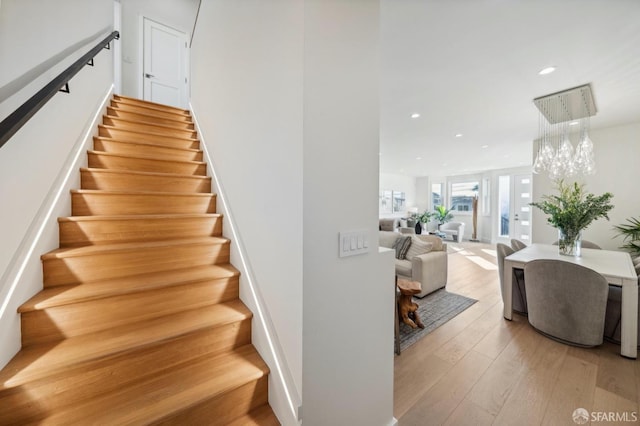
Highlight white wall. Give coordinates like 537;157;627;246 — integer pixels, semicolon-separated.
0;0;114;368
191;1;394;425
189;2;303;424
532;122;640;250
119;0;199;98
380;172;416;217
303;1;394;425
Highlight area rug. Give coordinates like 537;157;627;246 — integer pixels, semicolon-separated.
399;289;477;352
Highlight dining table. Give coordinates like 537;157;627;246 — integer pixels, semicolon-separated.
503;243;638;359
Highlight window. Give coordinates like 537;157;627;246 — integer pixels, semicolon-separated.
431;183;442;210
498;176;510;237
450;181;479;213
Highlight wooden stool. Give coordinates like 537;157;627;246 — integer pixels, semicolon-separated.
396;277;424;330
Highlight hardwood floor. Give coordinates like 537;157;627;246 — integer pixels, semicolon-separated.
395;241;640;425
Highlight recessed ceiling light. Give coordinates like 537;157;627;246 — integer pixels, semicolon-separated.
455;133;463;138
416;157;422;160
569;121;579;126
411;113;421;119
538;66;556;75
481;145;489;149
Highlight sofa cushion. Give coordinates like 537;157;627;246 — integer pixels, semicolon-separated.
392;235;412;259
395;259;412;276
379;231;398;249
405;238;433;260
415;234;444;251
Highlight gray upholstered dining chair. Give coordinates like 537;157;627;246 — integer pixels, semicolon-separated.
510;239;527;251
496;243;527;314
524;259;609;347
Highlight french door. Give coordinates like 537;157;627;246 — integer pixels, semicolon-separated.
497;174;532;243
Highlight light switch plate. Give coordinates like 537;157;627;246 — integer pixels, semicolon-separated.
339;230;370;257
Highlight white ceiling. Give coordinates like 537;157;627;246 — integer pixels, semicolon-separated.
380;0;640;178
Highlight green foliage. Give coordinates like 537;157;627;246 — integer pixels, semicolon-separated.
418;210;435;223
614;217;640;256
435;205;454;224
530;180;614;240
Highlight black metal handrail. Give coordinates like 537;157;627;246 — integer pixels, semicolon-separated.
0;31;120;150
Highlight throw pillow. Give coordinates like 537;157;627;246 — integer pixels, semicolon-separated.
392;236;412;260
405;238;434;260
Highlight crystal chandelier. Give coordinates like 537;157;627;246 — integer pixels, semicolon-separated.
532;84;597;180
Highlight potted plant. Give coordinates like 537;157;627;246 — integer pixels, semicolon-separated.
530;180;614;256
417;210;434;233
614;217;640;256
434;205;453;227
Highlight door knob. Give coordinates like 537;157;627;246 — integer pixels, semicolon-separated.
144;73;155;78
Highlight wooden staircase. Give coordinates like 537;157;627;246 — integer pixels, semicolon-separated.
0;95;279;425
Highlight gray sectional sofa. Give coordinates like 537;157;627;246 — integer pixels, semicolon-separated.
379;231;448;298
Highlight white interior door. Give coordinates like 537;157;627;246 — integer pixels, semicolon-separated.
512;174;532;243
143;18;187;108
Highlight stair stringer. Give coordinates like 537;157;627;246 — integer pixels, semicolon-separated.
190;107;301;425
0;87;114;369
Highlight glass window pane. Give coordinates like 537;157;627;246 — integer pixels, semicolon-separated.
451;181;479;213
431;183;442;210
499;176;510;237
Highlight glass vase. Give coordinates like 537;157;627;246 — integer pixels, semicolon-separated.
558;229;582;257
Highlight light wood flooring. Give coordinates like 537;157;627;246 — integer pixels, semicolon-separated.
395;241;640;426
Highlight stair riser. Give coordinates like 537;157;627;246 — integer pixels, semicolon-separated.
96;136;198;151
106;106;194;130
156;377;269;425
22;278;240;345
60;215;221;246
99;126;196;147
43;241;230;287
93;139;203;162
110;100;192;122
0;320;251;423
71;192;216;216
113;95;189;115
80;169;211;194
102;117;198;139
88;152;207;176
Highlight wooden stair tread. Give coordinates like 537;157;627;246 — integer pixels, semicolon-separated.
107;104;193;123
94;136;201;154
58;212;221;223
110;101;193;123
20;264;239;312
98;124;198;143
106;110;194;130
38;345;268;425
104;114;196;135
80;167;211;181
87;149;206;165
42;236;228;260
0;301;252;388
228;404;280;426
113;94;190;115
80;167;211;189
71;188;214;197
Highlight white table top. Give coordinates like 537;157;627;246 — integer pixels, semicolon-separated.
504;243;637;286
